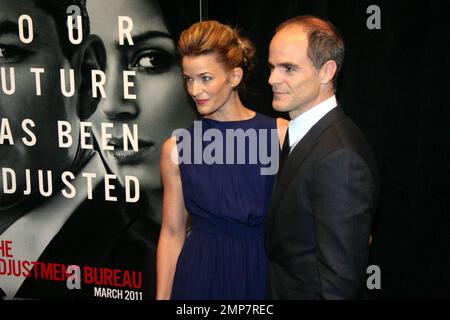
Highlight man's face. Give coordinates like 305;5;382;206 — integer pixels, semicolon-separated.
268;25;323;119
0;0;80;208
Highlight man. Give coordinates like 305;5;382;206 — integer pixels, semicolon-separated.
0;0;157;299
265;15;379;299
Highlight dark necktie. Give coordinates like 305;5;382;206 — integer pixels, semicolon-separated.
278;129;290;175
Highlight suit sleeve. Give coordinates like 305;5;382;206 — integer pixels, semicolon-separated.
310;149;375;299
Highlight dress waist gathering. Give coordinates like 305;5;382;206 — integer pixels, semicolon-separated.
191;215;265;239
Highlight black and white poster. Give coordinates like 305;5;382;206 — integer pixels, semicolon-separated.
0;0;201;300
0;0;449;301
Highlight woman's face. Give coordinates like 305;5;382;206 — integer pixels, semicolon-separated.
88;0;196;192
182;53;239;120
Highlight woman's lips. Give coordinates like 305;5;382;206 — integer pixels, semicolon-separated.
107;137;155;164
195;99;209;105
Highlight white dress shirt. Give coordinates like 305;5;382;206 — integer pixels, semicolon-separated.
288;95;338;152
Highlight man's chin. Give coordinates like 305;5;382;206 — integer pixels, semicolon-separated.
272;101;288;112
0;192;27;210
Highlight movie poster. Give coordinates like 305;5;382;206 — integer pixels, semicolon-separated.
0;0;200;300
1;0;449;302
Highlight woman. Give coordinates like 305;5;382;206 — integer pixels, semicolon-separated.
87;0;197;225
157;20;288;299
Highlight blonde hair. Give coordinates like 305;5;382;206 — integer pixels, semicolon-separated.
178;20;255;89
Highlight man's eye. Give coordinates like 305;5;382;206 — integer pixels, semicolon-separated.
285;66;295;73
0;45;25;60
130;50;172;73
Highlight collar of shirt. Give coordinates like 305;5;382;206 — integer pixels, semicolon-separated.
0;151;107;299
288;95;338;152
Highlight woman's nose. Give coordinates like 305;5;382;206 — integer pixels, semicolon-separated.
188;80;202;98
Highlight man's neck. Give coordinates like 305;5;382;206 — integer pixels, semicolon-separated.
289;91;335;120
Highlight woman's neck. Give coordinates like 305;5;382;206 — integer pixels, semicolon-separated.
205;93;255;122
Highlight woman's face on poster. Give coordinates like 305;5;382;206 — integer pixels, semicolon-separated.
88;0;196;192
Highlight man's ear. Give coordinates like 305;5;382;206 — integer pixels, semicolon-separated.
71;34;107;120
319;60;337;86
230;67;243;89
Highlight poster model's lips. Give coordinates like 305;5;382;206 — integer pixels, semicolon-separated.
107;138;154;164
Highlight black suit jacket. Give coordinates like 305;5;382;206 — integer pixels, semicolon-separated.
265;107;379;300
14;181;159;300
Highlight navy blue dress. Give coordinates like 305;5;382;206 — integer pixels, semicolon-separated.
171;112;278;300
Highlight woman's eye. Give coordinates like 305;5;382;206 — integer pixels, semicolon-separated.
202;76;212;82
130;50;173;73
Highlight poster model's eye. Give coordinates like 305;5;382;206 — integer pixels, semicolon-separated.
130;49;173;74
0;45;30;62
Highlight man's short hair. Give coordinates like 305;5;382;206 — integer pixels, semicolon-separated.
276;15;345;89
34;0;90;58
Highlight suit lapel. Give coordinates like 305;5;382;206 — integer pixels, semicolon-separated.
270;107;346;215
